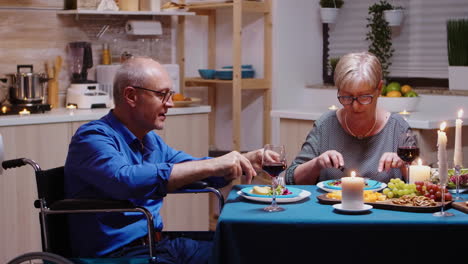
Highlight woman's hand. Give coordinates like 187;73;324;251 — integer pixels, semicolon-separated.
314;150;344;170
378;152;405;172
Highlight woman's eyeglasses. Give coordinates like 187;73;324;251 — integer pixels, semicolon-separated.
337;94;375;105
131;86;175;104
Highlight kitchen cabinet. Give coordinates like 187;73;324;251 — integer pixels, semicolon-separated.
0;112;209;263
179;0;272;151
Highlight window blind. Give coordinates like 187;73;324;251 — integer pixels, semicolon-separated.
328;0;468;79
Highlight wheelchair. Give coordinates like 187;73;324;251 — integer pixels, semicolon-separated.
3;158;225;264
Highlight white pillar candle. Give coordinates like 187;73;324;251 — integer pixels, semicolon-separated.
341;171;364;210
409;159;431;183
454;109;463;167
438;122;449;185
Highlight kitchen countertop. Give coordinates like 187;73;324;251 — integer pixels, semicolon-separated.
271;89;468;130
0;105;211;127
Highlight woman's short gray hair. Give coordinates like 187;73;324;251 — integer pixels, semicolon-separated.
334;52;382;91
113;56;152;105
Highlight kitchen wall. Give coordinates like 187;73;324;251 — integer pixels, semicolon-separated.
0;0;173;107
0;0;324;151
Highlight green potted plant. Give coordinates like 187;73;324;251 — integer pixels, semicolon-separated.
366;0;395;80
447;19;468;91
319;0;344;24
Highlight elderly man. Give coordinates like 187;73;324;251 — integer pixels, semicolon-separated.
64;57;262;263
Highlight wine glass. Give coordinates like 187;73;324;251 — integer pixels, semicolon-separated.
433;164;455;217
397;131;420;183
453;165;465;201
262;144;287;212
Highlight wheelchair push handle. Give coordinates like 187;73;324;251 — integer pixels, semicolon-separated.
2;158;41;172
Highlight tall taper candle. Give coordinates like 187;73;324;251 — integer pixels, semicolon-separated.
438;122;448;185
454;109;463;167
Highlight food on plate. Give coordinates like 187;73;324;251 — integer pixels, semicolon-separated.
252;186;270;195
251;185;292;196
326;190;386;202
162;2;186;10
447;168;468;189
414;181;452;202
326;179;374;188
172;93;192;102
382;178;417;198
392;195;437;207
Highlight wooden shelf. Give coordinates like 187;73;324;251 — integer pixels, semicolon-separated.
187;1;269;13
57;9;195;16
185;77;270;90
178;0;272;151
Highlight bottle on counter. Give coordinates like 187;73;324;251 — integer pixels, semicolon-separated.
102;43;111;65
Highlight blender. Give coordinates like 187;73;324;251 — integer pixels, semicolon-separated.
66;41;110;109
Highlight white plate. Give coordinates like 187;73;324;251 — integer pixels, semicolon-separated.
317;181;387;193
332;203;373;213
237;189;311;203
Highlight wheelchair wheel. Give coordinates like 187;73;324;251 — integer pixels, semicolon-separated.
7;251;74;264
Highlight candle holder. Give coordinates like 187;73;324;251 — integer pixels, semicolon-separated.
453;165;465;201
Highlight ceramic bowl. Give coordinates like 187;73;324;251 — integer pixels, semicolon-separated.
198;69;216;79
215;69;255;80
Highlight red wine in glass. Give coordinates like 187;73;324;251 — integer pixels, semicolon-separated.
397;146;420;163
262;163;286;177
262;144;286;212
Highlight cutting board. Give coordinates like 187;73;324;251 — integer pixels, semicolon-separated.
317;194;451;213
451;202;468;214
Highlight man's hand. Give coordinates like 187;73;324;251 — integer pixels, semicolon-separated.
242;149;264;172
214;151;257;184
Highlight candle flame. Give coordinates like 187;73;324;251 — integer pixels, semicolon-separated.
417;158;422;166
350;171;356;177
1;106;7;114
458;109;464;118
440;122;447;131
328;105;338;110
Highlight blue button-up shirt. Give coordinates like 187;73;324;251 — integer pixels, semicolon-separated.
64;111;224;257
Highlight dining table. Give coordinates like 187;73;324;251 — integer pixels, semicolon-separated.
210;185;468;264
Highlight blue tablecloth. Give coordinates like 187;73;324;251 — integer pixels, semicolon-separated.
211;185;468;264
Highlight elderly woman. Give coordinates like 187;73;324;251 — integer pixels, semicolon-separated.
285;52;409;185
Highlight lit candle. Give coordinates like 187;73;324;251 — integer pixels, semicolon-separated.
438;122;448;185
66;104;77;115
454;109;463;167
19;109;30;116
1;106;7;114
328;105;338;110
409;158;431;184
398;110;411;120
341;171;364;209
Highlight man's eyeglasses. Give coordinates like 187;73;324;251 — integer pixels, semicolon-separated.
131;86;175;104
337;94;375;105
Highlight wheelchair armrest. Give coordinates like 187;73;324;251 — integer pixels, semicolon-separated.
42;199;136;211
179;181;208;190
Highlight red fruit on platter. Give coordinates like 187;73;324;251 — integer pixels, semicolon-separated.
415;181;452;202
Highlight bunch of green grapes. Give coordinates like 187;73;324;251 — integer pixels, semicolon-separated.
382;178;417;198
